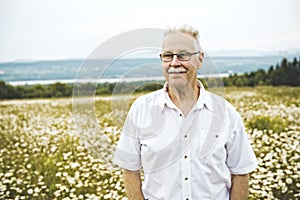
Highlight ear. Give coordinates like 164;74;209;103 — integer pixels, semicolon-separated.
196;52;204;70
198;52;204;63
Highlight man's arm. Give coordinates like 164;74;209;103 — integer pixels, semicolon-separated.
230;174;249;200
123;169;144;200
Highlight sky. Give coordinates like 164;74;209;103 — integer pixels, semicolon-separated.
0;0;299;62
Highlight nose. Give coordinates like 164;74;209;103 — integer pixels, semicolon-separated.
170;55;180;66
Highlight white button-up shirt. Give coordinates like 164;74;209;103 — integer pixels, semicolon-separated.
113;82;258;200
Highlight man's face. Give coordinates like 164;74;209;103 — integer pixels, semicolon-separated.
161;32;202;89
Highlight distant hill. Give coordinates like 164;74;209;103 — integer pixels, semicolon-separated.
206;48;300;57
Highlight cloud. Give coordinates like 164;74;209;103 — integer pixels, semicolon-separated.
0;0;299;61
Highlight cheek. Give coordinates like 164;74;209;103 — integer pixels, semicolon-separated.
162;63;169;72
188;59;201;70
186;61;198;71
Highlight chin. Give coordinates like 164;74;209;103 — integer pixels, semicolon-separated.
168;77;189;88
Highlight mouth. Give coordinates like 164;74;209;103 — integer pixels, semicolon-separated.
167;67;187;74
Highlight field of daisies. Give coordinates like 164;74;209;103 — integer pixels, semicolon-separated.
0;86;299;199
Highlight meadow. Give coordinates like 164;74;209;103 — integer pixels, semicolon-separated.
0;86;299;199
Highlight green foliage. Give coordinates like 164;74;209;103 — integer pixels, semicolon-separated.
0;81;164;99
0;81;74;99
248;115;286;133
223;57;300;87
134;82;164;93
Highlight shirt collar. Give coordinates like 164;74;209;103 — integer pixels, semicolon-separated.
196;82;214;112
155;80;214;113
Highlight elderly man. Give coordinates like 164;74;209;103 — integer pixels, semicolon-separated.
113;25;258;200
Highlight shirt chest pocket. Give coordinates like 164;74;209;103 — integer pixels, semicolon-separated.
140;142;182;172
198;130;227;165
140;134;186;172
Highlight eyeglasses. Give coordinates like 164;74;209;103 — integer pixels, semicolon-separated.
159;51;200;62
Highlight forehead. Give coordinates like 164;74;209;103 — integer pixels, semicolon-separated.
162;32;196;52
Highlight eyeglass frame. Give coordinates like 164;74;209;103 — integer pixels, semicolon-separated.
159;51;201;62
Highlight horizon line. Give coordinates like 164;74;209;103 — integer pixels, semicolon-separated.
0;48;299;63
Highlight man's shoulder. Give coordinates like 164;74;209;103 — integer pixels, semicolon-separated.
206;91;237;113
131;89;164;109
135;89;164;103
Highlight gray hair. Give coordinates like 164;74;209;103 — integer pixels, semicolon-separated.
164;24;200;40
164;24;201;51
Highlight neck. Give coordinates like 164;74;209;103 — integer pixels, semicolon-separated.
168;82;200;116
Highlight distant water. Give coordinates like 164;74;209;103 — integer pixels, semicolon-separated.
0;55;296;85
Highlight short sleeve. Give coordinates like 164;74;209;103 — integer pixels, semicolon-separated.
112;105;142;171
226;113;258;174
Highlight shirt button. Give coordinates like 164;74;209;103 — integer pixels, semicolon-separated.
185;177;188;181
184;155;188;159
184;135;187;138
179;113;183;117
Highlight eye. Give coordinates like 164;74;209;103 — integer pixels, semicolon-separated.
162;53;173;58
177;52;190;60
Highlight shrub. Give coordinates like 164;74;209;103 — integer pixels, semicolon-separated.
248;115;286;133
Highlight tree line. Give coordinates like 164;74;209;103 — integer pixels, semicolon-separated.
0;80;164;99
223;57;300;87
0;57;299;99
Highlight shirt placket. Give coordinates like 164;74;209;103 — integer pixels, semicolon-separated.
181;115;192;200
